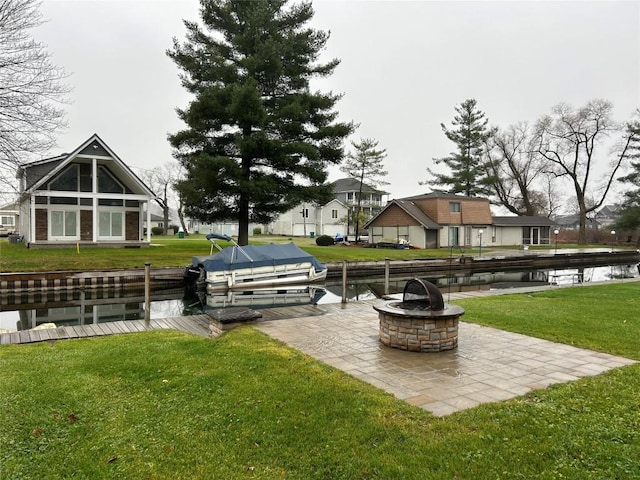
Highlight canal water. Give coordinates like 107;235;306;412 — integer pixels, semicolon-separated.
1;264;638;334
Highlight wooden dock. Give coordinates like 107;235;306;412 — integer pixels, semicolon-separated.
0;314;212;346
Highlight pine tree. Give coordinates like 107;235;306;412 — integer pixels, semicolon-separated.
615;114;640;243
426;99;492;197
340;138;388;241
167;0;354;245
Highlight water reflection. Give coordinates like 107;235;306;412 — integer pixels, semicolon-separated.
1;264;638;333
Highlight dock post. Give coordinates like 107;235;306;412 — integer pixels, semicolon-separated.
384;257;390;295
144;262;151;322
341;261;347;303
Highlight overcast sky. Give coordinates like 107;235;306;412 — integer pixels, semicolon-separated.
35;0;640;204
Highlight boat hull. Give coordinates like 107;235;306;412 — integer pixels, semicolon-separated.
203;262;327;291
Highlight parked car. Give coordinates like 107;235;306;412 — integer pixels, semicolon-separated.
0;224;16;237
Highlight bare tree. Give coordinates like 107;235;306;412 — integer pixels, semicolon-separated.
536;99;637;244
340;138;388;242
484;122;550;216
138;163;178;235
0;0;69;195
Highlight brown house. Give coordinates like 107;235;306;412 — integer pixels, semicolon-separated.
365;192;554;248
16;134;156;248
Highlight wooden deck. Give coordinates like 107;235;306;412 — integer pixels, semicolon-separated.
0;314;212;345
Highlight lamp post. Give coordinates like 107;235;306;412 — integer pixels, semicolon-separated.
478;229;483;257
610;230;616;252
554;229;559;255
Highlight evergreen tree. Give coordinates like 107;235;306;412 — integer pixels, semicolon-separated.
167;0;354;245
615;114;640;243
618;114;640;207
425;99;492;197
340;138;388;241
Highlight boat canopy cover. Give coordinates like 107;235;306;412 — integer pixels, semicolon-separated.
192;242;326;273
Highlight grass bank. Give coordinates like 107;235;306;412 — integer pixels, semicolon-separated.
0;235;456;273
1;284;639;479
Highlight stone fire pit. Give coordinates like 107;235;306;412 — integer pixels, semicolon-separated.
374;278;464;352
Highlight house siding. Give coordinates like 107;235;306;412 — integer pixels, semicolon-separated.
35;209;47;241
368;204;418;227
126;211;139;241
80;210;93;241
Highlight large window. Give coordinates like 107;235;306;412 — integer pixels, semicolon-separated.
449;202;461;213
51;210;77;238
1;216;14;226
99;211;123;239
448;226;459;246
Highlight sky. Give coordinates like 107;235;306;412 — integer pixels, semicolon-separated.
33;0;640;206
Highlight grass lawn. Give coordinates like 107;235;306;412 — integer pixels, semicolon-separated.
0;235;459;272
1;284;639;479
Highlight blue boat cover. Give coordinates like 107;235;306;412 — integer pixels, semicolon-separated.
192;242;326;273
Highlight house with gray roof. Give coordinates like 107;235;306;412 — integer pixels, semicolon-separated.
16;134;156;247
365;192;556;248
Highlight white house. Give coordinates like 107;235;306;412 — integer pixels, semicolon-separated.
0;201;19;236
16;134;156;247
267;199;348;238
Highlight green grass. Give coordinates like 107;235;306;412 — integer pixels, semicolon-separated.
456;283;640;360
0;235;455;272
1;284;640;479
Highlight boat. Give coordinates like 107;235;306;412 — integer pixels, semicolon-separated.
184;234;328;291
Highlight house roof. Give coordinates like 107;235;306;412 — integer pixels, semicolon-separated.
364;198;440;230
492;216;556;227
18;134;156;198
553;215;600;227
400;191;488;202
330;177;388;195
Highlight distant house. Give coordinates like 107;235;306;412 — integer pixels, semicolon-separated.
0;200;19;236
594;205;620;227
143;213;176;235
266;199;348;238
491;216;556;246
365;192;556;248
331;177;389;234
553;214;600;231
16;134;156;247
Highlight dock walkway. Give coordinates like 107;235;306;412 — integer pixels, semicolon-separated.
0;315;211;345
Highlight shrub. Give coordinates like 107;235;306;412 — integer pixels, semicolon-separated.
151;227;163;236
315;234;335;246
253;227;262;235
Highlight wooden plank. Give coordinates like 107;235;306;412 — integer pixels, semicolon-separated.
19;330;32;343
122;320;144;333
0;333;10;345
165;316;196;335
60;326;79;339
150;318;171;330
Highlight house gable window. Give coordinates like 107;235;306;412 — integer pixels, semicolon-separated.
331;209;338;219
449;202;461;213
98;166;124;194
49;165;78;191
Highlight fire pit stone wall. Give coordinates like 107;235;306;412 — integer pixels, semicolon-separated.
376;304;463;352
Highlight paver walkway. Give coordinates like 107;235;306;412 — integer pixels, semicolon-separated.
2;280;637;417
255;296;636;416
